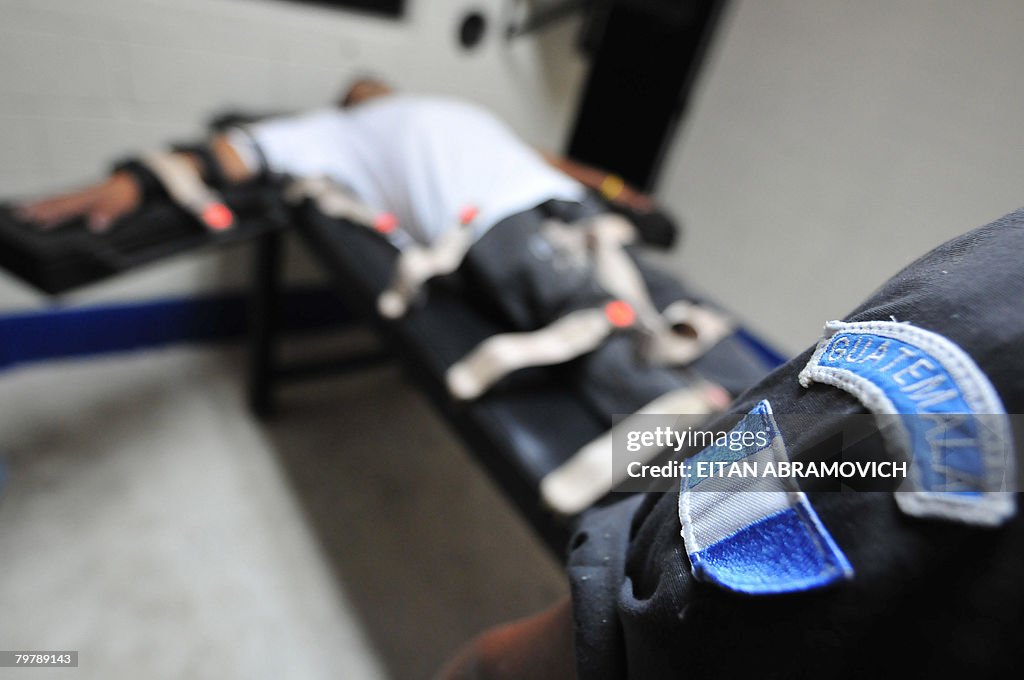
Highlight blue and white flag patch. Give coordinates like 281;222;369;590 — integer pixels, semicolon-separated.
678;400;853;595
799;320;1016;526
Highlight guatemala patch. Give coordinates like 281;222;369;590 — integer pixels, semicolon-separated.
799;320;1016;526
678;400;853;595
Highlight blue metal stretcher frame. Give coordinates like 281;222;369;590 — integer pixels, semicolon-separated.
0;287;352;372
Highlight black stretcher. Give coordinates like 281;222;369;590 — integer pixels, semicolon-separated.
0;183;289;295
261;202;782;552
0;192;783;554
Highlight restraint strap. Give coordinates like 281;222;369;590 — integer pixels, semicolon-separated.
446;303;635;401
223;124;270;179
644;300;734;365
169;141;228;188
377;221;476;318
444;215;736;401
141;152;235;231
540;381;730;516
574;213;735;365
285;175;476;319
284;175;380;227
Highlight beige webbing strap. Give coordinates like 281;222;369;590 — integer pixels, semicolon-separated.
539;382;731;517
287;176;479;320
643;300;735;365
284;176;379;226
377;222;476;319
141;152;234;231
446;306;625;401
576;213;736;366
586;213;650;308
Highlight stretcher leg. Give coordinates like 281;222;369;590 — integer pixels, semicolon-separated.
247;230;284;419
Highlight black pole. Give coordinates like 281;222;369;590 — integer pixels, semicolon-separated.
246;230;284;419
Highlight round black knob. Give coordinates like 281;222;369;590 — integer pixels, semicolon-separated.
459;10;487;50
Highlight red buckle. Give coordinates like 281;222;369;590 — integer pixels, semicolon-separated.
201;203;234;231
604;300;636;328
459;205;479;226
374;212;398;234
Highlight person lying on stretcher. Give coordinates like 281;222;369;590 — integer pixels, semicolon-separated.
17;77;763;514
16;78;655;237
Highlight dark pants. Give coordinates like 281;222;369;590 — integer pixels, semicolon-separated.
462;198;767;419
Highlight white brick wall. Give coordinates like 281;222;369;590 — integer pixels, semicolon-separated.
0;0;585;310
5;0;1021;352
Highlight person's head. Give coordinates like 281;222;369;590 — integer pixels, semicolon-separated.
340;77;394;108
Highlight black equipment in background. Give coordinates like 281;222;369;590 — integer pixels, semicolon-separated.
458;10;489;50
567;0;729;191
278;0;405;19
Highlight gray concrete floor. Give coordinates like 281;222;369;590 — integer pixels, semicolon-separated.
0;344;566;680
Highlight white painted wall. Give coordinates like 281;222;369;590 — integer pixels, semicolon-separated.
0;0;585;311
2;0;1022;358
657;0;1024;353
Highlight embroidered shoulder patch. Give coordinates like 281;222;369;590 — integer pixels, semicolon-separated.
798;320;1015;526
678;400;853;595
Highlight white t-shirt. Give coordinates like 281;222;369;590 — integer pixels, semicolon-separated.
230;95;585;246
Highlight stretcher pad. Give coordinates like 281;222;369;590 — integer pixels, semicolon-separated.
0;183;288;294
293;204;781;551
